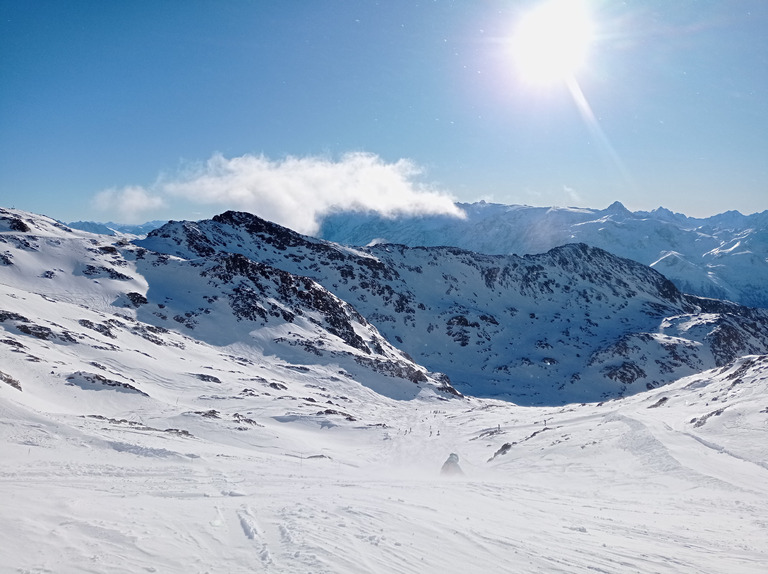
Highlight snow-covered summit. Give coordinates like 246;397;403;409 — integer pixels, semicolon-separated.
0;207;457;402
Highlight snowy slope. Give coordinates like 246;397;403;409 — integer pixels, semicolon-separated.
319;201;768;309
2;324;767;573
3;207;768;572
138;210;768;404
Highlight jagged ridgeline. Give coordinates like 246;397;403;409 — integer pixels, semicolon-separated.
319;201;768;309
135;210;768;404
3;206;768;404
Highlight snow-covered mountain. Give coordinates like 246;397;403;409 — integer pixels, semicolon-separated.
0;208;454;403
319;201;768;309
68;219;166;236
3;206;768;572
137;210;768;404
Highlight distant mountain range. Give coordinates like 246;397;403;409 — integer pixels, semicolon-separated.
68;220;168;236
69;201;768;309
319;201;768;309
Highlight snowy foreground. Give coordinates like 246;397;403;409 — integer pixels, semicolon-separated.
2;353;767;573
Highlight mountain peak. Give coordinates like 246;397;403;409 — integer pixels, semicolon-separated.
604;201;631;214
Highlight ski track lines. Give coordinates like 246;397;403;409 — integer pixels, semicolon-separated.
3;432;768;574
3;366;768;572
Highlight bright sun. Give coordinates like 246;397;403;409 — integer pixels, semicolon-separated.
512;0;594;86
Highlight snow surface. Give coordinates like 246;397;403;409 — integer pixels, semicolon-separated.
2;207;768;573
3;340;768;573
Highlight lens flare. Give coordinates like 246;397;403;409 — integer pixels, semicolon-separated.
512;0;594;86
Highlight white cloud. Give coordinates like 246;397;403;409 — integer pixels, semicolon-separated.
93;185;166;223
161;152;464;234
563;184;582;204
92;152;464;232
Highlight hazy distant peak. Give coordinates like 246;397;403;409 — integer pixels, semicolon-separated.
602;201;632;215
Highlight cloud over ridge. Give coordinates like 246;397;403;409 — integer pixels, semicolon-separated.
94;152;464;233
94;186;166;223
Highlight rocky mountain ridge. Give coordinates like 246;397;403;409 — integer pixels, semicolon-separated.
4;206;768;404
137;210;768;404
319;201;768;309
0;207;457;406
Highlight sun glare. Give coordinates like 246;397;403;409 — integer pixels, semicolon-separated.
512;0;594;86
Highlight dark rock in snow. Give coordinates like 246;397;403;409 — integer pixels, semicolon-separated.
134;210;768;404
0;370;22;391
66;371;149;396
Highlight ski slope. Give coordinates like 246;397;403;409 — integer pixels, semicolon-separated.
2;336;767;573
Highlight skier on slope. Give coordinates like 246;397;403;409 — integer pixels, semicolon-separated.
441;452;464;476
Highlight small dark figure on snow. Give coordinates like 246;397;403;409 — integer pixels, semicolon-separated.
441;452;464;476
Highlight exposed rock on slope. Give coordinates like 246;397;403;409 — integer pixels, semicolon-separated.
4;205;768;405
138;210;768;404
0;207;458;402
319;201;768;309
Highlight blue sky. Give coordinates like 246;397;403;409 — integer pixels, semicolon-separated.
1;0;766;230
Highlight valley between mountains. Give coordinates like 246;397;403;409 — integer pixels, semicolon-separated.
2;206;767;573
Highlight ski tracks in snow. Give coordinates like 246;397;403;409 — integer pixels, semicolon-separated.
236;505;273;566
228;488;339;573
